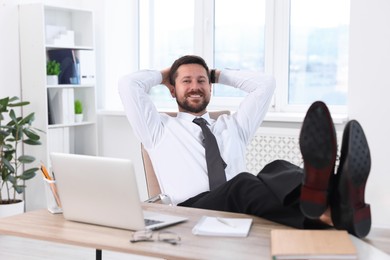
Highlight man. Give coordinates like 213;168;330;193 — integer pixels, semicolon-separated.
119;55;371;238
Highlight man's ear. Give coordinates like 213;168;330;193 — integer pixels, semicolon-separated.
170;87;176;98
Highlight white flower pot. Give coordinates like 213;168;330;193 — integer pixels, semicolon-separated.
0;200;25;218
75;114;83;123
46;75;59;85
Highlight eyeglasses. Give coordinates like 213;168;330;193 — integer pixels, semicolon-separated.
130;230;181;245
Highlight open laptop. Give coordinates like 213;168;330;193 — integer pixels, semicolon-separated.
50;152;187;231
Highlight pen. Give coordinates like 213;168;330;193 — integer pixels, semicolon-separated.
40;163;52;180
49;181;62;208
217;217;236;228
40;162;61;207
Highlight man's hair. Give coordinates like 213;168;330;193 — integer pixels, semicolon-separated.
169;55;210;86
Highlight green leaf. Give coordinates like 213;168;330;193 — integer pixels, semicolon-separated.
13;184;25;194
11;127;23;141
0;97;10;112
7;96;29;108
9;109;17;123
18;155;35;164
8;101;30;107
20;112;35;125
5;137;16;143
8;96;19;102
0;129;9;136
1;169;11;181
2;158;15;173
3;149;14;159
23;128;40;141
20;167;38;180
23;139;42;145
7;174;16;184
6;119;16;127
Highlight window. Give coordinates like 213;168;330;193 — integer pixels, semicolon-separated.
288;0;350;106
139;0;195;104
104;0;350;115
214;0;266;98
139;0;195;69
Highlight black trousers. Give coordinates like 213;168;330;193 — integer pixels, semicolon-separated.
178;160;327;229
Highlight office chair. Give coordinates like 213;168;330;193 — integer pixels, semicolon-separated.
142;110;231;204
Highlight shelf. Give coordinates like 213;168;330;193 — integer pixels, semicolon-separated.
48;121;95;129
44;5;93;47
46;84;94;89
19;3;98;167
46;45;94;50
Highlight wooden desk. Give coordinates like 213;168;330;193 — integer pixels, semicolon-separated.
0;203;388;260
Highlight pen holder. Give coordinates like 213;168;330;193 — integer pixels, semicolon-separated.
43;178;63;214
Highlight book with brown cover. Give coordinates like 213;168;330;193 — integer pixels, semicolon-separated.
271;229;357;259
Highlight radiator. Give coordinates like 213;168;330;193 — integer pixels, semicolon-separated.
246;127;341;174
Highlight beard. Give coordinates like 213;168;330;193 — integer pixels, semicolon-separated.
176;91;210;113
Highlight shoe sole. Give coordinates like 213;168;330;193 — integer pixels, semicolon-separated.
331;120;371;238
299;101;337;219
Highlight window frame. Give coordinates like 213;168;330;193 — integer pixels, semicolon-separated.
103;0;348;116
145;0;347;115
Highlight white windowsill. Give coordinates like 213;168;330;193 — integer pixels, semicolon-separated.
98;109;349;125
264;111;348;124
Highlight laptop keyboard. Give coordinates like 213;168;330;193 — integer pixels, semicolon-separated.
144;218;163;227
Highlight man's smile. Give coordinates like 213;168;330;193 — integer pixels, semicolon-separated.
186;91;204;99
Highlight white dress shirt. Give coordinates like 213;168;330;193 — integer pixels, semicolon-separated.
119;69;275;205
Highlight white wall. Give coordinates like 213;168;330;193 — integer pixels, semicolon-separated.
348;0;390;229
1;0;389;229
0;0;22;98
0;0;24;203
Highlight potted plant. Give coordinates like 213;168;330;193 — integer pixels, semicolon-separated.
0;96;42;217
74;99;83;123
46;60;61;85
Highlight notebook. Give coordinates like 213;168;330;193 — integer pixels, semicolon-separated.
270;229;357;260
192;216;252;237
50;152;187;231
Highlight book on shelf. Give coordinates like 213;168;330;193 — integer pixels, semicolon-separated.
192;216;253;237
270;229;357;260
47;88;75;124
76;50;95;84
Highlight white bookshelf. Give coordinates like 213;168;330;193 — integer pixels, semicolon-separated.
19;3;98;170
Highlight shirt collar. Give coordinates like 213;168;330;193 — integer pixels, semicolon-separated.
177;112;212;124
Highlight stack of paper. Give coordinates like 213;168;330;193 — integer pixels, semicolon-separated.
192;216;253;237
270;229;357;259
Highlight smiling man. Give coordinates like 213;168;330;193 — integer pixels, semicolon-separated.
119;55;371;237
119;55;275;207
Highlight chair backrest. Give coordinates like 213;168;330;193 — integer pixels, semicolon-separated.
141;110;231;198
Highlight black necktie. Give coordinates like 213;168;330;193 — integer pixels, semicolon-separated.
193;117;227;190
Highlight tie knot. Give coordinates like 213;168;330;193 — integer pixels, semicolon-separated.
193;117;208;126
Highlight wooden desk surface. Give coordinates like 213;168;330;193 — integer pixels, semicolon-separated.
0;203;286;259
0;203;388;260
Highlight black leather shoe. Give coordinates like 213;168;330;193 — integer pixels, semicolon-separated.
299;101;337;219
331;120;371;238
